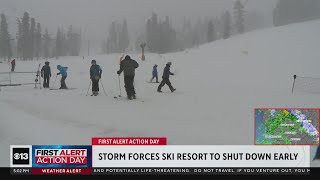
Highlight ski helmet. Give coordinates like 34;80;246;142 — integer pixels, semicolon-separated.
45;61;49;65
167;62;172;65
91;60;96;64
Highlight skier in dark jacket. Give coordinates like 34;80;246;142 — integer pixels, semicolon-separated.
11;59;16;72
150;64;159;83
56;65;68;89
41;61;52;88
117;55;139;100
157;62;176;93
90;60;102;96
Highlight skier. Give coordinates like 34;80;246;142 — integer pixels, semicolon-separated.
56;65;68;89
41;61;52;88
11;59;16;72
157;62;176;93
150;64;159;83
90;60;102;96
117;55;139;100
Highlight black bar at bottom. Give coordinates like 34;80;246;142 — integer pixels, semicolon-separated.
1;168;320;175
92;167;313;175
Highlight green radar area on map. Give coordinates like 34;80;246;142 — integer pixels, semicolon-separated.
255;108;319;145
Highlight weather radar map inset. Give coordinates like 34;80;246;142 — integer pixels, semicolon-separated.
255;109;319;145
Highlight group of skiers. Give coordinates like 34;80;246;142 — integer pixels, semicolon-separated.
40;61;68;89
39;54;176;99
116;55;176;99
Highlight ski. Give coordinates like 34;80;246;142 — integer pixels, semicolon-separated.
49;88;77;90
113;96;144;102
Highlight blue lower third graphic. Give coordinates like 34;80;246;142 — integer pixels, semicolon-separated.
32;145;92;168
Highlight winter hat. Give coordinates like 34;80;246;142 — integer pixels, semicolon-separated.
125;55;131;60
45;61;49;65
167;62;172;65
91;60;96;64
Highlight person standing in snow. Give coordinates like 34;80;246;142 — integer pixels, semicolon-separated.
56;65;68;89
157;62;176;93
41;61;51;88
11;59;16;72
90;60;102;96
117;55;139;100
150;64;159;83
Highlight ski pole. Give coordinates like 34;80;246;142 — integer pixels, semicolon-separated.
118;75;122;97
100;80;107;96
86;80;92;96
52;75;58;89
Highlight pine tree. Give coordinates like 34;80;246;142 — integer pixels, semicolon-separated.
233;0;245;34
21;12;30;60
67;25;81;56
30;18;36;60
62;29;67;56
106;21;118;53
55;28;62;58
67;25;73;56
192;19;202;46
146;12;160;53
0;14;12;61
223;11;232;39
43;29;51;59
119;19;129;53
207;20;215;43
146;19;153;52
16;18;23;60
181;18;193;49
35;22;41;60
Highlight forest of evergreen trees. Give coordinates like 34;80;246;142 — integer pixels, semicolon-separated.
104;0;246;54
0;11;81;61
273;0;320;26
1;0;320;60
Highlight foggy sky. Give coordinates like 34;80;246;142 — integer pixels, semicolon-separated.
0;0;277;52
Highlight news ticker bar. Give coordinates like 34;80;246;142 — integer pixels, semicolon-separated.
8;167;318;175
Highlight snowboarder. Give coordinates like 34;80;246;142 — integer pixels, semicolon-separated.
11;59;16;72
117;55;139;100
56;65;68;89
90;60;102;96
157;62;176;93
150;64;159;83
41;61;52;88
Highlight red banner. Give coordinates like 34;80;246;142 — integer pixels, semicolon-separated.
32;168;92;175
92;137;167;145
